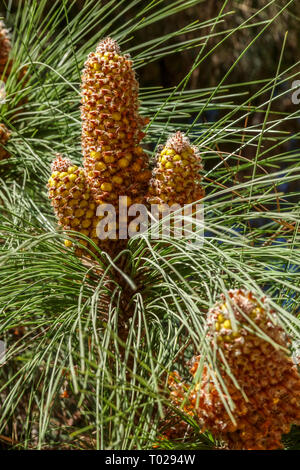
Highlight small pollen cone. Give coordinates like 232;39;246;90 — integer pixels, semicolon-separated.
0;123;11;160
51;154;72;173
48;154;104;257
147;131;204;207
96;37;121;55
0;20;12;81
163;289;300;450
81;37;151;212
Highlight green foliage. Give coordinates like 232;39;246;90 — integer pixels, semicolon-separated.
0;0;299;450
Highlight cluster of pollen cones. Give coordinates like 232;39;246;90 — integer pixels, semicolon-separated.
48;37;205;258
47;39;300;451
1;18;299;451
163;289;300;450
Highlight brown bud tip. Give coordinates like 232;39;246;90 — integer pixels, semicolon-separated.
0;19;11;42
51;153;72;173
0;123;11;141
165;131;192;153
96;37;121;55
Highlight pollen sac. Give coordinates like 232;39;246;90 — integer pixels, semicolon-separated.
0;20;12;81
81;37;151;212
164;289;300;450
147;131;204;207
48;154;103;256
0;123;11;160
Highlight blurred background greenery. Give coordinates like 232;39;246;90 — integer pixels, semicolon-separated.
3;0;299;86
2;0;298;191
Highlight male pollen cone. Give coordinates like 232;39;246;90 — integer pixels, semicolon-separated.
81;37;151;212
164;289;300;450
147;131;204;207
49;37;153;257
47;154;103;256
